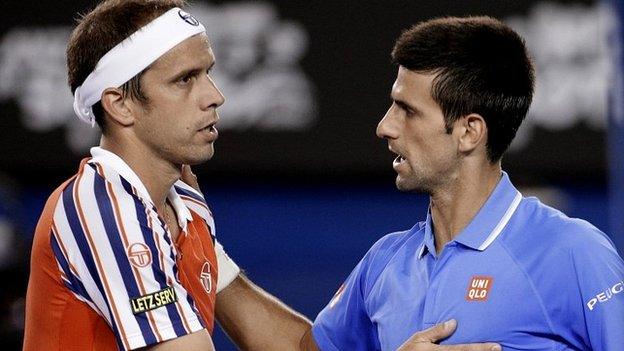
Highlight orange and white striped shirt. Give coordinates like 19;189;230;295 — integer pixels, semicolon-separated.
24;147;219;350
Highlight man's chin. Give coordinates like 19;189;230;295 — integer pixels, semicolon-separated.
395;176;430;194
183;149;214;166
395;177;412;192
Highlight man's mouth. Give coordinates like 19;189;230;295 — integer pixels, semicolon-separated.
199;121;218;133
393;154;406;165
389;146;407;166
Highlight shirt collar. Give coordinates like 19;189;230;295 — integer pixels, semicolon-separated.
419;171;522;258
166;185;193;230
419;210;437;259
89;146;193;230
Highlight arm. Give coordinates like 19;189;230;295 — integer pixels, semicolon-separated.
571;228;624;349
180;166;314;350
216;274;317;351
216;275;502;351
181;167;499;351
141;329;215;351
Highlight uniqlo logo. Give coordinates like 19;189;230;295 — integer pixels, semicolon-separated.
466;276;493;301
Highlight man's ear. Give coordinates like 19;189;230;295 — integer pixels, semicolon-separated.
100;88;136;127
457;113;487;154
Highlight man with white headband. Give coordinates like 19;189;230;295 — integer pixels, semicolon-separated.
24;1;235;350
23;1;504;350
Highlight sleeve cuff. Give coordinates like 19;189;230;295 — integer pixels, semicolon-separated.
215;239;240;293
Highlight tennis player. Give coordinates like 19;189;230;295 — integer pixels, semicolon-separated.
23;1;241;349
312;16;624;350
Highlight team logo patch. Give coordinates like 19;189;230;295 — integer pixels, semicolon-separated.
200;262;213;294
466;276;493;301
178;10;200;26
130;286;177;315
127;243;152;268
329;284;345;308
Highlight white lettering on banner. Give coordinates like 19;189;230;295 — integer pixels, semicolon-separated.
505;2;616;149
586;280;624;311
0;2;316;153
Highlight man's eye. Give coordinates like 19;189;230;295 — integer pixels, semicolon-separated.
179;74;194;84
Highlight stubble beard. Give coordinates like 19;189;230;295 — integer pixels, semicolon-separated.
182;144;215;166
395;173;434;195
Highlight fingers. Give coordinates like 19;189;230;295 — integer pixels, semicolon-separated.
397;320;501;351
180;164;201;192
397;320;457;350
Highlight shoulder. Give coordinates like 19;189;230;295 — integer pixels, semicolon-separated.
52;160;156;248
60;161;147;220
516;197;615;252
501;196;621;274
366;222;424;261
358;222;425;288
60;161;137;205
31;172;80;266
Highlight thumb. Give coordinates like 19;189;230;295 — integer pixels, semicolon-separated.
405;319;457;344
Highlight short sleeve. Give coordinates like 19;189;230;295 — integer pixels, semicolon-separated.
311;231;412;351
312;257;379;351
570;228;624;349
50;170;204;350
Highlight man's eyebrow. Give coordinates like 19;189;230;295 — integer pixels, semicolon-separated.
170;61;215;81
392;96;421;114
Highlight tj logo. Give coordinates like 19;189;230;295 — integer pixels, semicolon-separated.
200;262;213;294
178;10;199;26
127;243;152;268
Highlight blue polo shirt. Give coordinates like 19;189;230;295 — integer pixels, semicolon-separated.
313;173;624;350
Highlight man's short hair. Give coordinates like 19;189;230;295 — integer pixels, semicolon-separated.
67;0;186;133
392;16;535;163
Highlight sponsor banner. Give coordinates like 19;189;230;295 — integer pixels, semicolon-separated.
0;0;611;183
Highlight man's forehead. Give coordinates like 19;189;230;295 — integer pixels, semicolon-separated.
151;33;213;69
392;67;435;101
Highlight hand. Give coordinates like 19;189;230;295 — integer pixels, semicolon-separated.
181;164;201;193
397;320;501;351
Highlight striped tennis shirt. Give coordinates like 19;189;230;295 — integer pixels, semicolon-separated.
24;147;220;350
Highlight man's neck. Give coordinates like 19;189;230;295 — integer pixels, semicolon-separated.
429;162;502;254
100;136;180;208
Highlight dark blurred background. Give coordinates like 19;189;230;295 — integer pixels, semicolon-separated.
1;0;623;349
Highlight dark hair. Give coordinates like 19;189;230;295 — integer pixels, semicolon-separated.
67;0;187;133
391;16;535;162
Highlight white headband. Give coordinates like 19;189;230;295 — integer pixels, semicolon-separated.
73;7;206;125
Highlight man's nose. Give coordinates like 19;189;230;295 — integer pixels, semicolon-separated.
200;75;225;110
376;107;398;140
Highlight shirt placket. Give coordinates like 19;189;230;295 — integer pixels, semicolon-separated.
422;243;455;326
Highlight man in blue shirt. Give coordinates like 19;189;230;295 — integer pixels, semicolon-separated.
313;16;624;350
